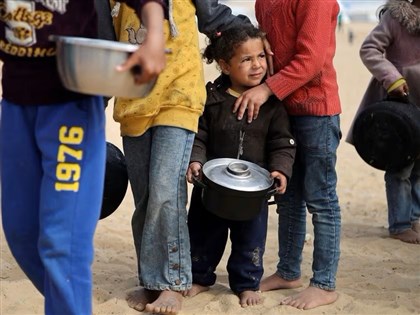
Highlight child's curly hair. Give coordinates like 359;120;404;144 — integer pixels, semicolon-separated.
203;25;266;64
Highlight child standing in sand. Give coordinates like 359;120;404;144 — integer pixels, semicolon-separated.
0;1;165;314
231;0;342;310
348;0;420;244
184;25;296;308
108;1;254;314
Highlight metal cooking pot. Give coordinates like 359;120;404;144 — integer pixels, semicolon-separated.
194;158;276;221
352;99;420;171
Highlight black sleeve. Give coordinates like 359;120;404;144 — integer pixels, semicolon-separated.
266;100;296;179
95;0;117;40
190;107;210;165
194;0;252;37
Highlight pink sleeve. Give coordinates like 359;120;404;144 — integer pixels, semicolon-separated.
359;13;402;90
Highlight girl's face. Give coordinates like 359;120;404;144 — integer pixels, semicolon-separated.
220;38;267;94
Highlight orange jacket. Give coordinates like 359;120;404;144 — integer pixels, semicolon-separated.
256;0;341;116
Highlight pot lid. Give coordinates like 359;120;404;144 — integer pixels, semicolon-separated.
202;158;273;192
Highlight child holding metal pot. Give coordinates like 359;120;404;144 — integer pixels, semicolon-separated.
185;25;296;307
346;0;420;244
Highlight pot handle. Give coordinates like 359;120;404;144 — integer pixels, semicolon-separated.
386;96;408;103
192;176;207;189
265;188;278;199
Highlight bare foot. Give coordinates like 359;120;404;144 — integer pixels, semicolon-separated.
182;284;209;297
390;229;420;244
412;221;420;233
280;286;338;310
126;288;159;311
238;290;263;308
145;290;183;314
259;273;302;292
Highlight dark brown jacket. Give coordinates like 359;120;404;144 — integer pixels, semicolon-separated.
190;78;296;180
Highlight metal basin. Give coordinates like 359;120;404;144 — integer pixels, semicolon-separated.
50;35;156;98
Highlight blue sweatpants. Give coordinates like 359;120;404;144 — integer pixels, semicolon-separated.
1;97;106;315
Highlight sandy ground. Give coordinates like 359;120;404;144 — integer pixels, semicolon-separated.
1;21;420;315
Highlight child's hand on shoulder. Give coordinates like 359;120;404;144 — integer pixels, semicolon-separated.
233;83;273;123
187;162;202;183
271;171;287;194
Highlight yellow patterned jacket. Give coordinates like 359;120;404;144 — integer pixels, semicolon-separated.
110;0;206;136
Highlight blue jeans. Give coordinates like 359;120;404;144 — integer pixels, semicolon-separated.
275;115;341;291
1;97;106;315
123;126;194;290
385;159;420;234
188;186;268;294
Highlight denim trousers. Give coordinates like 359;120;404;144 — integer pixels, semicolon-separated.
385;159;420;234
275;115;341;291
188;186;268;294
123;126;194;290
1;97;106;315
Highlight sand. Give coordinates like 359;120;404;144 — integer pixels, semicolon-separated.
1;21;420;315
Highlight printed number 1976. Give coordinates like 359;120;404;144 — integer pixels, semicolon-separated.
55;126;84;192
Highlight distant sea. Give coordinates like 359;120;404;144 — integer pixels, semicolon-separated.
340;0;386;22
220;0;387;23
